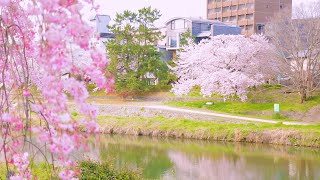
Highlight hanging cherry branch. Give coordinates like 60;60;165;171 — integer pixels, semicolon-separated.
0;0;110;179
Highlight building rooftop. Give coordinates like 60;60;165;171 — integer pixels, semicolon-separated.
90;14;111;22
165;17;226;25
196;31;211;38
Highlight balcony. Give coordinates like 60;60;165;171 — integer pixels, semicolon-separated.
239;0;248;4
247;8;254;14
208;14;215;19
208;0;224;8
216;13;222;18
238;19;249;26
247;19;254;25
222;11;232;17
231;10;239;16
245;29;255;36
231;0;239;5
237;9;248;15
222;1;232;6
240;29;254;36
215;3;222;8
208;14;222;20
208;4;214;9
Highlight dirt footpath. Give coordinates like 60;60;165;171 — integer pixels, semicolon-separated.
69;101;311;125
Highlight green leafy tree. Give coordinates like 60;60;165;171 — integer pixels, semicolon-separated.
179;29;195;47
107;7;168;95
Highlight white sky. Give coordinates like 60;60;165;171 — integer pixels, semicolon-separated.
93;0;315;26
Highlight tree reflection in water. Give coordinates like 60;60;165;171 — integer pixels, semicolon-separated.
78;135;320;179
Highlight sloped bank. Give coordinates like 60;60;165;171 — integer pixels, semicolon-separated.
96;116;320;148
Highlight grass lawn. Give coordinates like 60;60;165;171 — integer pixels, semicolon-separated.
166;97;320;121
166;85;320;121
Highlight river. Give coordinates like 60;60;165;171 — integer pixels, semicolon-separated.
77;135;320;180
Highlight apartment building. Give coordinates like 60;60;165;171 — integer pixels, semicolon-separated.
157;17;240;60
207;0;292;36
90;15;115;41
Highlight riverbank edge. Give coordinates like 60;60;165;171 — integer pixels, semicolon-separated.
96;116;320;148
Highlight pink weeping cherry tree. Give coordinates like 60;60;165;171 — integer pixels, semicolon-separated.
172;35;278;101
0;0;111;179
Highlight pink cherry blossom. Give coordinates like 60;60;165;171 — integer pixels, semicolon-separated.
59;170;78;180
12;153;32;179
0;0;111;178
0;0;9;6
23;90;31;97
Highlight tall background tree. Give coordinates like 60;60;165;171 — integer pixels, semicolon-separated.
107;7;169;95
266;2;320;103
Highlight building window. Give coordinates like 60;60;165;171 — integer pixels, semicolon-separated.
222;17;228;22
208;9;214;15
245;25;253;30
168;36;177;47
280;4;284;9
246;3;254;9
257;24;265;32
171;20;186;30
171;21;175;30
176;20;185;29
229;16;236;22
246;14;254;20
214;8;221;12
201;23;211;31
240;26;245;32
239;4;245;10
222;6;230;12
238;15;245;20
230;5;237;11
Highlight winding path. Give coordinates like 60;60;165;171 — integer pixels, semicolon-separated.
88;100;312;126
145;105;311;126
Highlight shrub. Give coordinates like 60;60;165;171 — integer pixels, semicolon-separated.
79;161;141;180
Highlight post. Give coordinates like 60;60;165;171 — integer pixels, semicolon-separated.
274;104;280;113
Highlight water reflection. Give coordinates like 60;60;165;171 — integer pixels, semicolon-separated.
79;135;320;180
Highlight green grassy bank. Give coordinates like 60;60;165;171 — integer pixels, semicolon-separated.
168;85;320;121
166;97;320;121
164;86;320;121
97;116;320;148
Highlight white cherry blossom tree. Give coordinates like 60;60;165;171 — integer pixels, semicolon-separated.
172;35;277;101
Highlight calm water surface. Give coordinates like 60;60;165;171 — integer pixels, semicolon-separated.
79;135;320;180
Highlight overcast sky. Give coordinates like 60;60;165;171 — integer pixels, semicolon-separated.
93;0;315;26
